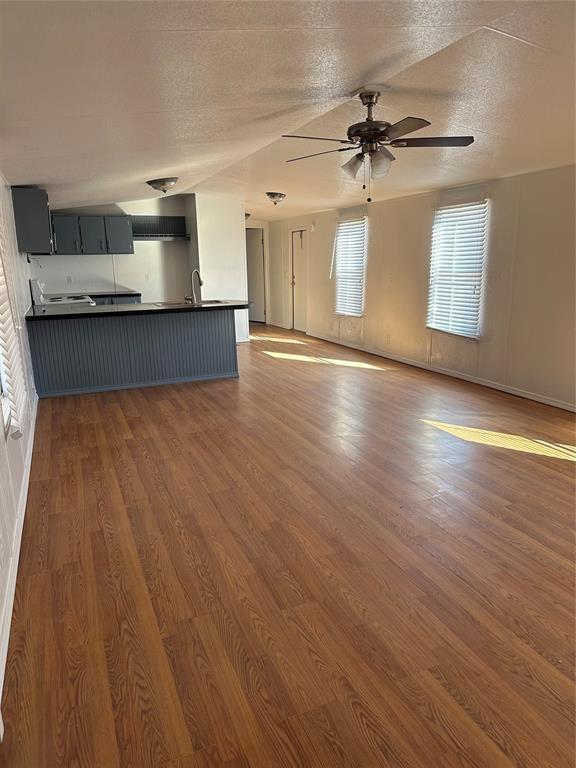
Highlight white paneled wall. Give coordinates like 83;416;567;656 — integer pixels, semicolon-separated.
0;172;37;734
195;193;250;342
267;165;576;410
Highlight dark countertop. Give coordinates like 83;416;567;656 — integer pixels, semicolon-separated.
85;290;142;298
26;300;249;321
42;289;142;298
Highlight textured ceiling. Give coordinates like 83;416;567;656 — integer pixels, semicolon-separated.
0;1;574;217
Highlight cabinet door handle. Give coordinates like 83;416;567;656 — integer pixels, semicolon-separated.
53;231;58;252
99;239;104;251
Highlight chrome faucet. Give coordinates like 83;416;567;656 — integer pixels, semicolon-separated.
185;269;203;304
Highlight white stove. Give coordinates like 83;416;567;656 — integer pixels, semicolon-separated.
30;279;95;306
40;294;95;306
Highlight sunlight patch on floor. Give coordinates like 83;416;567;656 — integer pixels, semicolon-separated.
423;419;576;461
263;350;385;370
250;335;307;345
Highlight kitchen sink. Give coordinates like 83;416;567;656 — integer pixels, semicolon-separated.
154;300;227;307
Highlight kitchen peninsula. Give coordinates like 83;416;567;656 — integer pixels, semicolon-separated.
26;300;249;397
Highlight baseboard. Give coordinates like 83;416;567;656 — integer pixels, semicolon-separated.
0;394;38;740
308;332;575;412
36;372;239;398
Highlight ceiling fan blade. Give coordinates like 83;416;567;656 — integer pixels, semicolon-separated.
390;136;474;147
286;147;356;163
282;134;354;144
383;117;431;141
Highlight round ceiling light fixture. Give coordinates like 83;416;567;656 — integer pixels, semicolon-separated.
266;192;286;206
146;177;178;194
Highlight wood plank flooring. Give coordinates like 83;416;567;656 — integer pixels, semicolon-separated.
1;325;574;767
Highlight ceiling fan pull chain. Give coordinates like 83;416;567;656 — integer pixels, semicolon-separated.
367;163;372;203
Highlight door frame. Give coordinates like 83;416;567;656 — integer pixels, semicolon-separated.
289;228;307;332
245;227;267;323
245;219;271;324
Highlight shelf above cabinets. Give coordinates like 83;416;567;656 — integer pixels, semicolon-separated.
131;215;189;241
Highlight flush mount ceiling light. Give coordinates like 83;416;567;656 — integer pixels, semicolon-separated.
266;192;286;206
146;177;178;194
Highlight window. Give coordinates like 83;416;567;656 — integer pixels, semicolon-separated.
0;265;14;429
333;217;368;317
427;200;489;338
0;206;26;432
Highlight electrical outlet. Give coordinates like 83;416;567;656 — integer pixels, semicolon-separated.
66;275;72;285
145;272;150;282
386;334;391;345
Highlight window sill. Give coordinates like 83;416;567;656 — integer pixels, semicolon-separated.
427;326;480;342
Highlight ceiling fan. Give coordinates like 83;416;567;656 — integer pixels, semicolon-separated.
282;89;474;200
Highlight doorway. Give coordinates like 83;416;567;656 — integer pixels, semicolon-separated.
246;228;266;323
291;230;307;332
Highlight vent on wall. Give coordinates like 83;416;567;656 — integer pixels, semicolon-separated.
131;215;189;241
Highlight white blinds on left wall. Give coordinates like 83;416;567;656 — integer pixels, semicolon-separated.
0;203;27;431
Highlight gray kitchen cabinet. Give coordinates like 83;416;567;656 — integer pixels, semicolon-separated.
52;215;81;254
105;216;134;254
79;216;107;254
11;187;52;254
110;295;140;304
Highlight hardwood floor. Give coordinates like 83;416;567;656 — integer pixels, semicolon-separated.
1;325;574;767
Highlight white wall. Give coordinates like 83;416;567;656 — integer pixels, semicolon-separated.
267;165;576;410
30;195;192;303
0;172;37;734
195;193;249;342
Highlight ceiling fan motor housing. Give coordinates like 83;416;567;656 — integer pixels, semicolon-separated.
347;120;390;143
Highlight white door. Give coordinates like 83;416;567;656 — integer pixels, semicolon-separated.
291;230;307;332
246;229;266;323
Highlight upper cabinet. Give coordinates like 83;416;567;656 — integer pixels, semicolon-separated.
52;215;81;255
10;185;135;255
52;214;134;255
104;215;133;254
79;216;107;254
11;187;52;254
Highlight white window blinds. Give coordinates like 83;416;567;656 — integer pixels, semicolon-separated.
333;217;367;317
0;209;26;431
427;199;489;338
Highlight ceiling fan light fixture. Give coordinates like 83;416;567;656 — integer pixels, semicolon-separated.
341;153;364;179
266;192;286;206
370;151;392;179
146;177;178;194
